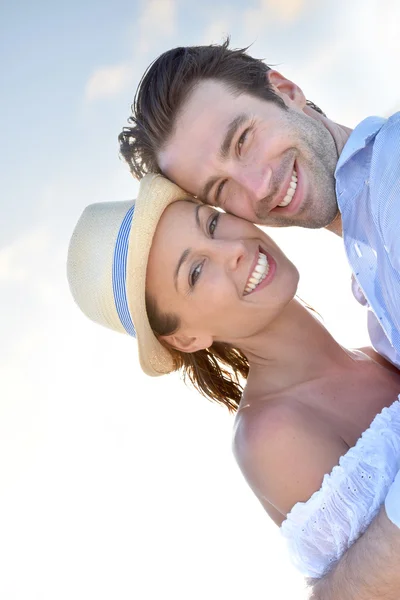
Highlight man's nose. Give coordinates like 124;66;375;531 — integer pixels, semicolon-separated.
234;163;272;200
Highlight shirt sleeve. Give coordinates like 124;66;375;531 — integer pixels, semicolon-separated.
372;112;400;272
367;309;400;367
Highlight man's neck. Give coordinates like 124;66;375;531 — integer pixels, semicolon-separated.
326;211;343;237
304;104;353;158
304;106;353;239
323;119;353;159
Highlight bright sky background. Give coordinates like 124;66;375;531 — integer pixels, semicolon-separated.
2;1;400;598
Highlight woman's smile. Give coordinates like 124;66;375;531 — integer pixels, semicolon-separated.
145;199;299;350
244;247;276;295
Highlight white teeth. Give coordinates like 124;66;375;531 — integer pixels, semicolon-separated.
258;253;267;264
244;252;270;294
254;264;265;274
278;168;297;207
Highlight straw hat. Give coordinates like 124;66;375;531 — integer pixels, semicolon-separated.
67;174;189;376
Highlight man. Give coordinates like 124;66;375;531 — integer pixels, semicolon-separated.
119;40;400;598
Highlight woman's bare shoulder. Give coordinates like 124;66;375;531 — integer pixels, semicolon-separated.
358;346;400;373
232;395;349;519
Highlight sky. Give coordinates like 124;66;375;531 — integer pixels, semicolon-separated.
1;1;400;598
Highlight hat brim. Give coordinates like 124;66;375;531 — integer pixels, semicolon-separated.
126;174;190;376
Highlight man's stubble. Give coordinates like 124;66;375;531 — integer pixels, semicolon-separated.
256;109;340;230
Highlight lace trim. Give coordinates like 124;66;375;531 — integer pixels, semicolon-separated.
280;398;400;578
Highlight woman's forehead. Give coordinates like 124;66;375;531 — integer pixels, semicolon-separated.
161;197;201;219
152;199;199;251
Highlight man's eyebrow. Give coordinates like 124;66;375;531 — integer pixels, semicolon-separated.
201;176;219;203
219;113;247;159
200;114;247;202
174;204;205;289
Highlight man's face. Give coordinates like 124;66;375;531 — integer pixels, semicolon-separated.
158;78;340;229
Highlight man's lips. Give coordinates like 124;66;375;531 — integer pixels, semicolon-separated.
267;161;302;216
257;162;298;215
272;162;298;210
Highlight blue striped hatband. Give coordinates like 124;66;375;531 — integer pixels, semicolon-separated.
112;206;136;337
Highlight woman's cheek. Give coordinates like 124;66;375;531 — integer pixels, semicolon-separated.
207;275;234;306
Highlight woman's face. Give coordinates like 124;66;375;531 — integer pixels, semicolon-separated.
146;200;299;353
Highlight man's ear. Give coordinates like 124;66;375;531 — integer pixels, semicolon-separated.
161;332;213;354
267;70;306;109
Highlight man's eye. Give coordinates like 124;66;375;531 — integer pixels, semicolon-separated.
190;262;203;287
208;213;220;238
237;128;249;154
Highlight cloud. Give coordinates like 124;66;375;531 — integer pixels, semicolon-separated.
84;0;176;103
295;0;400;123
201;19;231;45
137;0;176;54
0;227;50;284
244;0;309;32
84;64;132;102
266;0;307;20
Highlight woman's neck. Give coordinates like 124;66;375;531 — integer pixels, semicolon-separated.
241;299;351;392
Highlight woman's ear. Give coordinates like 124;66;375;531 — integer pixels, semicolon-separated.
161;332;213;354
267;70;306;109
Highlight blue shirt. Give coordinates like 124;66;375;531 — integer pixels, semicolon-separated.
335;113;400;365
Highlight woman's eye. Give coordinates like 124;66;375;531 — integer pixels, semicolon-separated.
237;128;249;154
190;262;203;287
208;213;219;237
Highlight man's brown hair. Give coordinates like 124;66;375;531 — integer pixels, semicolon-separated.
119;38;291;180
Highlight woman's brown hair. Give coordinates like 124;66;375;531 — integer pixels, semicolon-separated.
146;294;249;413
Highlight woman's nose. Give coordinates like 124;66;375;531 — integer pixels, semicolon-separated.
215;239;247;271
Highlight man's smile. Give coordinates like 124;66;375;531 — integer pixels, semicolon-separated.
277;167;298;207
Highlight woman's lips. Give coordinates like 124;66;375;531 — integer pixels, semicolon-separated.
244;247;276;295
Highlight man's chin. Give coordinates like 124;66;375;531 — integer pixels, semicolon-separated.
257;210;340;230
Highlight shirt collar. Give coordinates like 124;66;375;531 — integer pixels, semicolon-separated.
335;116;386;176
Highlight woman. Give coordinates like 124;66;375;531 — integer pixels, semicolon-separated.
67;174;400;579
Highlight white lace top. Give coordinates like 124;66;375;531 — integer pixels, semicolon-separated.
280;398;400;579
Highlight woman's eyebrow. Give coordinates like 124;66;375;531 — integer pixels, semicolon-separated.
195;202;208;227
174;248;190;290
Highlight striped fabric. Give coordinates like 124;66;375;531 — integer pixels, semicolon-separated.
336;113;400;365
112;205;136;337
